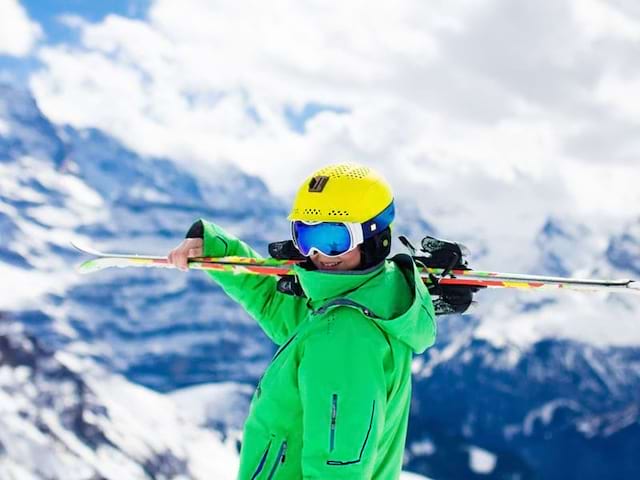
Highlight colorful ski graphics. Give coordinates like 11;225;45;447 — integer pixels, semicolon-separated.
72;242;296;276
72;242;639;295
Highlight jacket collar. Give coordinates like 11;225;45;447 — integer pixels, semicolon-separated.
292;262;386;303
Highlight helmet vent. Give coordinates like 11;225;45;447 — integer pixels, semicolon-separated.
303;208;322;216
316;165;370;179
328;209;348;217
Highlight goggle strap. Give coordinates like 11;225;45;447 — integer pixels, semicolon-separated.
361;202;395;240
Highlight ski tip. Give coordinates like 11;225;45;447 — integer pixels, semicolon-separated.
70;240;103;257
69;240;95;255
69;240;83;252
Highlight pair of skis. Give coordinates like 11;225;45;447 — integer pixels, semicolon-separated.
71;242;639;295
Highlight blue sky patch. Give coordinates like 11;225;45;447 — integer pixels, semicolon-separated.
21;0;150;46
0;1;151;82
284;102;349;134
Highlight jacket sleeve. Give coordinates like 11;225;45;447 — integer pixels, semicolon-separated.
199;219;308;345
298;314;387;479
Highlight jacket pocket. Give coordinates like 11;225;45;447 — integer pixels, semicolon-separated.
326;400;376;466
266;440;287;480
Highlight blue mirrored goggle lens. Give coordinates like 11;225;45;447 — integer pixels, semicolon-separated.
292;222;353;256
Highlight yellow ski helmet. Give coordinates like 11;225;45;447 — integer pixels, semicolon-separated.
289;163;395;268
288;163;394;223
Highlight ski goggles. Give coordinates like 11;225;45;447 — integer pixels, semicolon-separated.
291;202;395;257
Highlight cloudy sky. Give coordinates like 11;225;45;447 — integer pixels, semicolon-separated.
2;0;639;241
2;0;640;347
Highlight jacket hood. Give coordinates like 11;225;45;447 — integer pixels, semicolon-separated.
293;254;436;354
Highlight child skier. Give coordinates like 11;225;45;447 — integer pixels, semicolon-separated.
168;163;437;479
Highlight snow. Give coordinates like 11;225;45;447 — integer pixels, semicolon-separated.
170;381;254;431
0;154;104;214
0;345;241;480
410;438;436;456
0;160;49;203
468;446;497;474
0;146;116;318
0;117;9;135
475;289;640;349
0;264;75;309
0;460;39;480
412;325;473;379
523;399;582;436
26;204;86;229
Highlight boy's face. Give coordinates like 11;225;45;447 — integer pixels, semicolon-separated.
310;247;362;271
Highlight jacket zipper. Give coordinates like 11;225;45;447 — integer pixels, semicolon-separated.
330;394;337;452
271;334;297;363
266;440;287;480
250;440;271;480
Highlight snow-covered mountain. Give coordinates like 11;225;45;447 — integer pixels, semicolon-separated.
1;81;287;393
2;83;640;479
0;316;240;479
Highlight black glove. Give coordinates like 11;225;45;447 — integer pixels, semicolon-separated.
185;220;204;239
401;235;483;315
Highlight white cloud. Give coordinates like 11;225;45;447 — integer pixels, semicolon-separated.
570;0;640;41
596;72;640;121
28;0;640;225
0;0;42;56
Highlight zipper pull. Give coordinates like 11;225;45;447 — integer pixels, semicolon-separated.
281;442;287;463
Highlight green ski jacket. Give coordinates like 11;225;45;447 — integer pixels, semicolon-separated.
200;221;437;479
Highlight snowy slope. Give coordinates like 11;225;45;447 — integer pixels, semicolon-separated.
0;317;239;480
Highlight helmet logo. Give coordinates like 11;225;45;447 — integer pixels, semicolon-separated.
308;176;329;192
